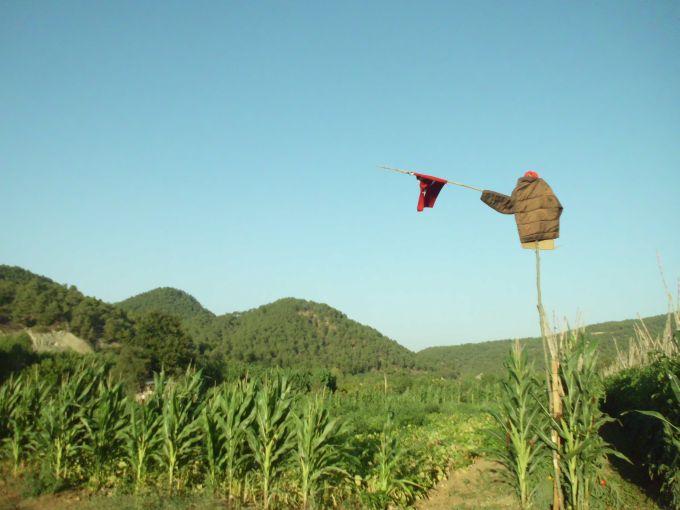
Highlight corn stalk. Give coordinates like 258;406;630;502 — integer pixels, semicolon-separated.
124;397;162;492
80;376;127;486
158;370;203;494
217;379;255;501
293;391;349;509
248;373;295;510
539;334;628;510
38;363;98;482
488;340;545;508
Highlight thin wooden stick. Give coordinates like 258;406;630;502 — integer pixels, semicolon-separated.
536;245;564;510
378;165;484;192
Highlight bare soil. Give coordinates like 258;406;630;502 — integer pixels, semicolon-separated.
417;457;519;510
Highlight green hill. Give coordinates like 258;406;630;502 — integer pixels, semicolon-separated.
416;314;669;378
118;288;416;374
118;287;214;322
203;298;415;373
1;265;415;375
1;264;670;379
0;265;134;346
117;287;215;339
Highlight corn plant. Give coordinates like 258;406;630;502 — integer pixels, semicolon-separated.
37;364;98;483
201;388;224;490
80;376;128;486
540;335;627;510
293;392;349;509
124;397;162;493
216;379;255;500
0;371;51;475
0;374;23;472
248;373;296;510
158;369;203;494
488;340;545;509
366;414;422;509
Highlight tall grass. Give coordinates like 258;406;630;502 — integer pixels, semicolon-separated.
630;372;680;509
606;263;679;376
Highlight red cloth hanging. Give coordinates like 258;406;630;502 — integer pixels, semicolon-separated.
414;173;447;212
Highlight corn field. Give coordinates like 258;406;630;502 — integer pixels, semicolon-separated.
0;361;490;509
489;333;636;510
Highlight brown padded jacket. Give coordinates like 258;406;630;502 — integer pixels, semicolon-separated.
481;177;563;243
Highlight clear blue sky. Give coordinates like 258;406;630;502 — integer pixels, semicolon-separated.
1;1;679;350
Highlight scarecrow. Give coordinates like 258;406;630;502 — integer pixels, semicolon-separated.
380;166;563;249
379;163;565;510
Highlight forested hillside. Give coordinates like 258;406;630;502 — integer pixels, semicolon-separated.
416;314;668;378
119;288;416;374
0;266;415;378
117;287;215;339
0;265;134;346
1;264;669;381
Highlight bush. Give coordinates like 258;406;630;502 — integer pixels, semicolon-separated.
603;355;680;507
0;332;37;383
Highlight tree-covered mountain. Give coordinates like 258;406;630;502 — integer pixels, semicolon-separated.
0;265;197;384
118;288;415;374
415;314;669;378
1;264;670;381
117;287;215;339
0;266;415;376
0;265;134;346
118;287;214;322
203;298;415;374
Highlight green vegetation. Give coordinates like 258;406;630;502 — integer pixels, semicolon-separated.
604;355;680;509
120;288;416;374
1;266;415;379
0;361;490;509
417;314;668;378
0;263;674;509
543;334;625;510
117;287;215;340
0;332;38;383
2;264;669;384
488;333;646;510
487;340;545;509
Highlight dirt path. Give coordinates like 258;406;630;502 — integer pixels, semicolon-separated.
417;457;519;510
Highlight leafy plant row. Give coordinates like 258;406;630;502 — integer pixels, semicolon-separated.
0;361;488;509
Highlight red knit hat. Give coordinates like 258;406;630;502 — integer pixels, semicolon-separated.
524;170;539;179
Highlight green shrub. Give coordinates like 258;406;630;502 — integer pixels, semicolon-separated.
604;355;680;508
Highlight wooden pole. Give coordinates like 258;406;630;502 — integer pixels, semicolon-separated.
535;245;563;510
377;165;484;192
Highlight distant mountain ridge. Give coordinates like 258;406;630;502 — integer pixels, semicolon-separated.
0;264;669;377
416;314;669;378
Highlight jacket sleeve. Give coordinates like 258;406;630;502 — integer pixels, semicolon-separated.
480;190;515;214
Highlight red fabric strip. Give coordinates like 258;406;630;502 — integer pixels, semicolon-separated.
415;173;447;212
